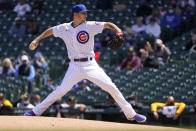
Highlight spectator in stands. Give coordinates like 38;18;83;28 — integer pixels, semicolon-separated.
96;0;112;10
33;51;48;85
14;50;28;69
143;51;159;69
128;94;143;111
32;0;45;16
151;96;186;125
140;41;153;61
26;19;39;35
32;94;41;106
0;92;13;110
44;77;56;92
61;96;86;119
159;7;167;17
15;55;35;94
160;5;180;33
170;0;181;15
9;16;26;36
154;39;171;65
131;17;146;36
136;0;152;19
33;52;44;69
186;31;196;55
117;48;142;72
146;8;162;25
140;41;159;68
1;58;15;77
0;0;12;11
146;18;161;38
13;0;31;17
17;94;34;109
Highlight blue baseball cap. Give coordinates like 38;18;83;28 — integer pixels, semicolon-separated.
72;4;89;14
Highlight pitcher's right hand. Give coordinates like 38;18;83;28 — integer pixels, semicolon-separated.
29;40;39;51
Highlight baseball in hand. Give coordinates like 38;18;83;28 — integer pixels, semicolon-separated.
29;41;37;50
29;44;35;50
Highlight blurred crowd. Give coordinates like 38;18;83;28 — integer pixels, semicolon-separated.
0;50;49;94
0;0;43;36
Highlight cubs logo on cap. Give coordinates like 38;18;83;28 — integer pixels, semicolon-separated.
77;31;89;44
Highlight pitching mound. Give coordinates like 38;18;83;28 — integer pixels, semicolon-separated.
0;116;192;131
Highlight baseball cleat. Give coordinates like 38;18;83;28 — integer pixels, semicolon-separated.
132;114;147;123
24;110;36;116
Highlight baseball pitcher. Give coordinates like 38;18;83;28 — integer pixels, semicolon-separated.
25;4;146;123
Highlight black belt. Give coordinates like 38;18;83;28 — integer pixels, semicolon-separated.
74;57;93;62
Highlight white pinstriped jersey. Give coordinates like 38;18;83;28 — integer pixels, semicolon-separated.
53;21;105;59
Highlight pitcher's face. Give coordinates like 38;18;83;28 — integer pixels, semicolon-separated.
76;12;87;22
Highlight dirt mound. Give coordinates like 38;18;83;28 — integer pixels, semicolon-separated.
0;116;192;131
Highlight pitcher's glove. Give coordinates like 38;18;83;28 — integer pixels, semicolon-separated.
107;32;125;51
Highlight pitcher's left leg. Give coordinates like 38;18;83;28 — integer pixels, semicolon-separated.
85;67;137;119
86;67;146;122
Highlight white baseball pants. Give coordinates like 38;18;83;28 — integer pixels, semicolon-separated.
33;59;136;119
